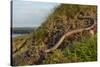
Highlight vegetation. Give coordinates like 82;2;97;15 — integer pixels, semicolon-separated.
43;34;97;64
12;3;97;66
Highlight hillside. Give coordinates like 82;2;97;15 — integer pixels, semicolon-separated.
12;4;97;66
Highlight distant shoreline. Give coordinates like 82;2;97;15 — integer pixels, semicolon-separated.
11;27;36;37
12;27;36;34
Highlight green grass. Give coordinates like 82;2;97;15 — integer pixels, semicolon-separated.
43;34;97;64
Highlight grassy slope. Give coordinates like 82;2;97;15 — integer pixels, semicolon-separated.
12;4;97;65
43;34;97;64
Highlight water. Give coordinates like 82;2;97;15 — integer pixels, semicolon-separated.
12;1;60;37
12;33;25;38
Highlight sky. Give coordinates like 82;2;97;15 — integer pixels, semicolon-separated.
12;0;59;27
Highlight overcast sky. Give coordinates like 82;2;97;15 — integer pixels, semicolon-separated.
12;0;59;27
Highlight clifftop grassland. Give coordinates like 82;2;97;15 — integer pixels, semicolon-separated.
12;4;97;66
